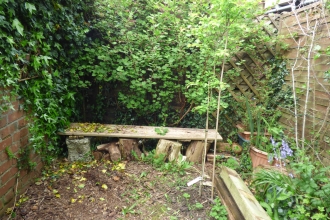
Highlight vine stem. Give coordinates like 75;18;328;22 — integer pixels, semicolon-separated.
211;33;228;200
7;171;20;220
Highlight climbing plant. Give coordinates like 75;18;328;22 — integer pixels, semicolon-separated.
0;0;91;165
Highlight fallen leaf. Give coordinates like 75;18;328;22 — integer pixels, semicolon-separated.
35;181;42;185
112;163;126;171
55;193;61;198
71;198;77;203
102;169;107;173
113;176;120;181
78;184;85;188
101;184;108;190
53;189;58;194
80;177;87;181
100;198;105;201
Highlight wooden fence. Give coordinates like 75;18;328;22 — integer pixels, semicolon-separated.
277;2;330;163
222;13;281;103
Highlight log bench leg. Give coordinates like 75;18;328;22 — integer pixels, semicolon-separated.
66;137;92;162
186;140;211;163
155;139;182;162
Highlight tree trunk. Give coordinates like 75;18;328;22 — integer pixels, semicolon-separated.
155;139;182;162
186;140;211;163
118;139;141;161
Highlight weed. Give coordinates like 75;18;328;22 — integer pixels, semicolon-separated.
194;202;204;210
209;197;228;220
183;193;190;199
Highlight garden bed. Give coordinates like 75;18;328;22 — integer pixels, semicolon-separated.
8;160;221;220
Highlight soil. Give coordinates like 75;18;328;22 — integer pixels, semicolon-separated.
7;159;218;220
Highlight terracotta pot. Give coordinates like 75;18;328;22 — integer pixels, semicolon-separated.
236;124;271;141
249;146;269;168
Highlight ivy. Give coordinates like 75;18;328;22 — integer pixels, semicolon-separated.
0;0;91;165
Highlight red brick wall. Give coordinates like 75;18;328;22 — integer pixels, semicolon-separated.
0;99;43;217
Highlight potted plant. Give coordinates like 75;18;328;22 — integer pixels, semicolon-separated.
249;124;293;169
239;99;292;168
236;100;271;146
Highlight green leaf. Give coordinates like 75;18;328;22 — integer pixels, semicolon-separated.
276;192;292;201
12;18;24;36
25;3;36;14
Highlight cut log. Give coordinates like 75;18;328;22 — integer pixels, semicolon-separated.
96;142;121;162
155;139;182;162
186;141;211;163
108;142;121;162
118;139;141;160
97;143;110;151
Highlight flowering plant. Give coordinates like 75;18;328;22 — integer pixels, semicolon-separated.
267;137;293;167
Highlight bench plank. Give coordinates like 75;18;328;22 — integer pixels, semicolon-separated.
58;123;222;141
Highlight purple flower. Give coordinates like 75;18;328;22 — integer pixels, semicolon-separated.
270;136;276;147
281;140;293;157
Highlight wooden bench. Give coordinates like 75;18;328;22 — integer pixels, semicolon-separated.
58;123;222;141
58;123;222;162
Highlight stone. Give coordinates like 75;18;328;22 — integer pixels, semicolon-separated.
66;137;92;162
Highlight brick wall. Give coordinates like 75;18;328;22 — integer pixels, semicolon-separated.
0;98;43;217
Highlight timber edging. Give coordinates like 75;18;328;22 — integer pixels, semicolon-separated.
210;166;271;220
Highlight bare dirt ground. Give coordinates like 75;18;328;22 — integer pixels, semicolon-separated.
6;159;218;220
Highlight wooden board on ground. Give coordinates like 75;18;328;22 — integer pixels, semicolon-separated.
213;166;271;220
59;123;222;141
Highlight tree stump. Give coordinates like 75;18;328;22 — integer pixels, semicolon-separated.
118;139;141;160
96;142;121;162
186;140;211;163
155;139;182;162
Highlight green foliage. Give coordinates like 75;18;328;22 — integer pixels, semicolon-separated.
252;151;330;219
223;157;240;170
183;193;190;199
209;197;228;220
5;147;17;160
72;0;268;126
6;146;36;170
154;127;168;136
141;150;192;175
0;0;91;165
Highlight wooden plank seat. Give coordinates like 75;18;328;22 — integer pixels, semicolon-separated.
58;123;223;141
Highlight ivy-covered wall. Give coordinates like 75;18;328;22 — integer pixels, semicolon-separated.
0;94;43;216
0;0;92;216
